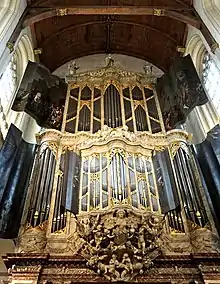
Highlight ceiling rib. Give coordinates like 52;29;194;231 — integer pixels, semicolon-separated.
23;6;200;28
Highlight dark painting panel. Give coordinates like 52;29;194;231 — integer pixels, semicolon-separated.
12;61;67;130
156;55;208;130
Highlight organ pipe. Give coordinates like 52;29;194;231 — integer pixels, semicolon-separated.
27;145;56;227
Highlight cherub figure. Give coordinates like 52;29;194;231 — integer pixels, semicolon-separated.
107;254;120;280
149;216;160;235
80;218;91;236
120;253;133;280
129;224;136;238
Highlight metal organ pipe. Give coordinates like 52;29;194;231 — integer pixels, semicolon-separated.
179;149;207;226
39;151;56;222
38;149;51;223
184;152;207;224
171;147;208;228
111;85;115;128
66;84;157;133
33;148;49;226
28;146;42;223
82;106;86;131
27;145;56;227
177;153;195;217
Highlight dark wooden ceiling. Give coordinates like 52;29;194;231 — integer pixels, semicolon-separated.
26;0;197;72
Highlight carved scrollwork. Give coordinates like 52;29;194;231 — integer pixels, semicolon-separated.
36;127;190;153
66;65;157;88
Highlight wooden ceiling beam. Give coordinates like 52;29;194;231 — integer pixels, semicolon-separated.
174;0;190;8
23;6;200;28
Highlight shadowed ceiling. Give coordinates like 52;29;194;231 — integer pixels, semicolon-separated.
26;0;197;72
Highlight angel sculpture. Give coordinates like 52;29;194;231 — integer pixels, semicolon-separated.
68;61;79;76
77;214;100;239
143;63;153;77
92;224;105;249
106;54;115;67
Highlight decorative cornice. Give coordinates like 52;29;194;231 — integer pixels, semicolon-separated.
65;65;157;89
36;127;191;152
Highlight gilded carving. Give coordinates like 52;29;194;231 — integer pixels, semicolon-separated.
69;208;165;282
17;222;47;253
66;64;157;88
169;141;188;159
153;9;164;16
8;265;42;274
36;127;190;153
56;8;68;16
190;227;220;253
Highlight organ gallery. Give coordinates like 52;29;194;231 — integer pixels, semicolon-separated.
1;53;220;284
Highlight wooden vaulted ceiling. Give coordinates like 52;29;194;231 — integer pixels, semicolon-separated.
26;0;198;72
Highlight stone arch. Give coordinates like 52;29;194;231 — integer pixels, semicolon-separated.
11;33;40;143
202;0;220;34
194;0;220;44
184;31;219;143
3;33;35;112
0;32;39;142
185;34;206;75
14;33;35;83
0;0;20;40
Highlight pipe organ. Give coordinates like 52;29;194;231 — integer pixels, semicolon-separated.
8;61;220;284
